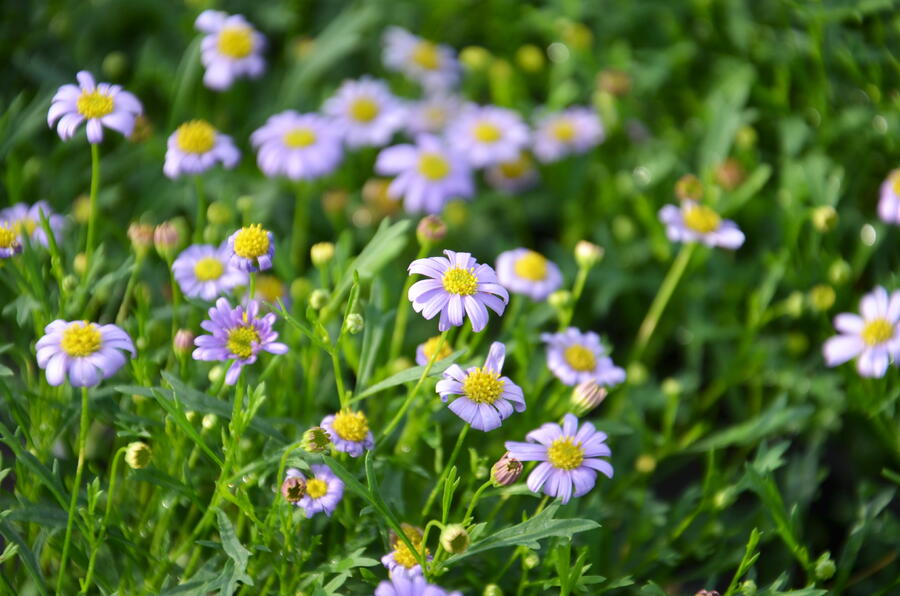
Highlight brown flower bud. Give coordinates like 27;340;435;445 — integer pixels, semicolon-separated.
675;174;703;201
281;474;306;503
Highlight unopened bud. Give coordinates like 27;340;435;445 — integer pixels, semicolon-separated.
522;551;540;569
309;289;330;310
290;278;312;303
302;426;331;453
207;201;233;226
62;275;78;293
612;215;636;242
695;591;720;596
73;253;88;275
102;51;128;79
715;158;745;190
440;524;469;554
483;585;504;596
460;46;491;71
73;195;91;223
814;552;835;580
491;452;523;487
574;240;603;269
281;472;306;503
597;68;631;96
310;242;335;267
675;174;703;201
322;189;348;215
828;259;851;285
808;284;835;312
635;454;656;474
154;222;179;259
736;125;757;150
174;329;195;354
417;215;447;244
547;290;572;310
626;362;647;385
125;441;152;469
740;580;757;596
571;380;607;414
236;195;254;213
344;313;364;335
127;223;154;256
784;291;804;318
811;205;838;232
516;44;545;72
208;365;223;385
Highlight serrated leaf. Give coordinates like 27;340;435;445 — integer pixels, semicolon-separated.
217;510;253;595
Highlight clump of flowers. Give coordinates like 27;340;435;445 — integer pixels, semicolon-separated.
542;328;625;387
171;243;248;301
164;120;240;178
823;285;900;378
48;71;142;143
195;10;266;91
495;248;563;301
36;320;135;387
321;410;374;457
285;465;344;518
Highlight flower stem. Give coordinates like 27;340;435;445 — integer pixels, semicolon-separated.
115;254;145;325
57;387;90;595
389;241;431;362
84;143;101;274
81;446;126;594
558;264;590;330
193;176;206;243
462;479;493;526
421;423;470;519
291;182;311;272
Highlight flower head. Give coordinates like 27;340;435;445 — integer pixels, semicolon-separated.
192;298;288;384
436;342;525;431
408;250;509;332
505;413;613;504
227;224;275;272
495;248;563;301
0;224;23;258
0;202;65;248
823;286;900;378
532;107;604;163
48;71;142;143
322;410;374;457
541;328;625;387
485;152;539;193
877;169;900;225
195;10;266;91
164;120;240;179
446;105;530;168
658;201;745;249
381;524;431;579
245;274;288;308
286;465;343;518
374;575;462;596
250;111;343;180
172;243;248;301
404;94;463;136
415;335;453;366
323;77;405;148
281;474;306;503
36;320;135;387
382;27;460;91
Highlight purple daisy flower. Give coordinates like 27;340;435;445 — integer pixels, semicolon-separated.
823;286;900;378
446;105;530;168
375;135;474;214
195;10;266;91
250;111;344;181
47;71;142;144
404;94;463;137
495;248;563;301
36;320;135;387
382;27;460;91
286;465;344;518
374;575;462;596
658;201;745;249
227;224;275;272
192;298;288;384
164;120;240;179
321;410;374;457
0;224;23;258
485;152;539;193
172;243;248;301
532;107;604;163
415;335;454;366
407;250;509;332
436;342;525;431
541;328;625;387
323;77;406;148
0;201;65;247
877;169;900;225
381;525;431;579
505;413;613;504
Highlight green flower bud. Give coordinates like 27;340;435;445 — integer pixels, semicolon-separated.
439;524;470;554
811;205;838;232
302;426;331;453
125;441;152;470
515;44;544;72
815;552;835;581
207;201;233;226
344;313;364;335
483;585;504;596
310;242;335;267
309;289;330;310
828;259;851;285
740;580;757;596
808;284;835;312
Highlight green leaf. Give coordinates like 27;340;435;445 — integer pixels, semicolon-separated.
145;386;223;468
217;510;253;595
689;396;811;452
351;349;466;402
0;519;50;596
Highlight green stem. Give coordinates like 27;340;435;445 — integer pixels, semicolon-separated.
330;346;347;409
249;272;256;303
81;447;126;594
193;176;206;243
389;241;431;362
115;254;145;325
558;265;590;330
421;424;470;519
57;387;90;595
462;479;493;526
84;143;101;274
291;182;311;272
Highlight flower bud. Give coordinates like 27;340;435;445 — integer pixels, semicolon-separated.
715;158;745;190
626;362;647;385
814;552;835;580
309;289;330;310
236;195;255;213
571;380;607;414
491;452;523;487
302;426;331;453
740;580;757;596
736;125;757;150
675;174;703;201
612;215;636;242
635;454;656;474
73;253;88;275
290;278;312;303
125;441;152;469
784;291;804;318
522;551;539;569
207;201;233;226
811;205;838;232
483;585;503;596
208;365;224;385
416;215;447;245
808;284;835;312
281;474;306;503
127;223;154;257
597;68;631;96
154;222;179;259
828;259;851;285
322;189;348;215
547;289;572;310
661;377;681;396
173;329;195;354
201;413;217;430
344;313;364;335
440;524;470;554
102;51;128;79
574;240;604;269
62;274;78;293
460;46;491;71
310;242;335;267
73;195;91;223
515;44;544;72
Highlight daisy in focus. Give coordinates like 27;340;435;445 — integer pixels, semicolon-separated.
436;341;525;431
323;77;406;148
877;169;900;224
542;328;625;387
415;335;454;366
375;135;474;214
382;27;460;90
36;321;135;387
446;105;530;168
495;248;563;301
505;413;613;504
485;152;539;193
227;224;275;272
192;298;288;384
658;201;745;249
48;71;142;143
0;201;65;247
195;10;266;91
250;111;343;180
374;575;462;596
407;249;509;332
321;410;374;457
171;243;248;301
823;286;900;378
532;107;604;163
163;120;240;179
285;465;344;518
381;523;431;579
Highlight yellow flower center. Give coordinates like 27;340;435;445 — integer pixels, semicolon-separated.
552;119;576;142
564;344;596;372
217;25;254;58
861;318;893;346
411;41;440;70
0;225;18;249
226;325;260;359
349;97;379;122
12;218;37;238
60;322;102;357
332;410;370;442
473;122;502;143
498;154;530;179
442;266;478;296
683;204;722;234
76;90;114;119
892;171;900;196
232;224;270;259
283;127;316;148
462;367;505;404
193;257;224;281
547;437;584;470
175;120;216;154
391;527;428;569
306;478;328;499
422;336;453;362
253;275;284;302
418;152;451;181
513;251;548;281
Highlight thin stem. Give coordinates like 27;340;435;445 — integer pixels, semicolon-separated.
558;265;590;330
193;176;206;243
81;447;126;594
462;480;493;526
57;387;90;595
421;424;470;519
330;346;347;409
248;272;256;304
291;182;310;272
84;143;101;273
389;241;431;362
116;254;145;325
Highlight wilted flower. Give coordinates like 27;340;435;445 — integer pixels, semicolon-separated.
302;426;332;453
195;10;266;91
0;202;65;247
172;243;248;300
823;286;900;378
323;77;405;148
658;201;745;249
321;410;374;457
439;524;469;554
436;342;525;431
281;474;306;503
164;120;240;179
48;71;142;143
374;574;461;596
532;107;604;163
446;105;530;168
250;111;343;180
382;523;431;579
877;169;900;225
285;465;344;518
36;320;135;387
505;413;613;504
382;27;460;90
415;335;454;366
408;249;509;332
542;328;625;387
495;248;563;301
227;224;275;272
571;379;607;414
491;452;523;486
485;152;539;193
125;441;152;469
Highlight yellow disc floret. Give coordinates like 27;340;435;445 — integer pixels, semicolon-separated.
411;41;440;70
861;318;893;346
473;122;501;143
332;410;370;442
306;478;328;499
442;267;478;296
422;336;453;362
193;257;224;281
552;119;576;142
217;26;254;59
226;326;260;359
391;525;428;569
176;120;216;154
418;153;451;181
349;97;379;122
76;90;114;119
462;368;505;404
0;225;19;250
513;251;548;281
564;344;596;372
232;224;270;259
283;127;316;148
891;171;900;196
547;436;584;470
683;204;721;234
60;322;102;358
